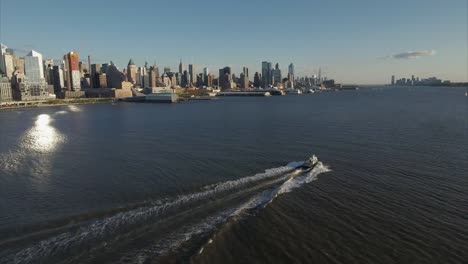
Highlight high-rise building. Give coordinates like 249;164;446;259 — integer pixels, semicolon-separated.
99;74;107;88
153;65;160;78
149;65;159;88
78;61;89;77
3;52;15;78
0;76;13;102
182;70;189;87
18;79;55;101
262;61;272;88
24;50;44;82
189;64;196;85
91;64;101;88
101;63;109;74
0;44;6;76
161;72;171;87
43;59;54;83
243;67;249;79
52;66;64;95
240;67;249;89
164;67;171;73
196;73;204;87
64;52;80;91
203;67;209;86
288;63;294;76
391;75;395;85
318;68;322;83
273;63;282;85
288;63;295;87
206;73;214;87
127;59;137;84
218;66;232;90
179;59;184;74
13;56;25;75
254;72;261;87
106;62;125;88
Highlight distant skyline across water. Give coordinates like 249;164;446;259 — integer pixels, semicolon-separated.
0;0;467;84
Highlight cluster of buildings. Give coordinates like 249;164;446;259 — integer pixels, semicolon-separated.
390;75;450;86
0;42;335;103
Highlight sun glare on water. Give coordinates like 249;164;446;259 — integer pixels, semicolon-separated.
23;114;65;152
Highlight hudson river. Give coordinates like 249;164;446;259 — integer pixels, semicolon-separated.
0;86;467;263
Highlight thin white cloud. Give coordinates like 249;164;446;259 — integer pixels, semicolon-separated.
393;50;436;59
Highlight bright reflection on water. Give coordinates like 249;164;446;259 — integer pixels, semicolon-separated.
22;114;65;152
67;105;82;112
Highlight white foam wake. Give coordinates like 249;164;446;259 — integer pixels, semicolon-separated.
5;160;329;264
6;162;301;263
277;162;331;194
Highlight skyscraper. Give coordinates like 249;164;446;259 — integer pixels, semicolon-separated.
91;64;101;88
254;72;261;87
106;61;124;88
0;44;6;76
240;67;249;89
288;63;295;88
149;65;159;88
24;50;44;82
262;61;272;88
127;59;137;84
52;66;64;95
206;73;214;87
273;63;282;85
203;67;209;86
179;59;184;74
3;50;15;78
189;64;195;85
64;52;80;91
218;66;232;90
391;75;395;85
288;63;295;76
182;70;189;87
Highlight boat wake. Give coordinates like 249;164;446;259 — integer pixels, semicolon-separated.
0;160;331;264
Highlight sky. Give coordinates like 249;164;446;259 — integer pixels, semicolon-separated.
0;0;467;84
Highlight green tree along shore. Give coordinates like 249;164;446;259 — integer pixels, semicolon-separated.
0;98;115;110
176;89;210;98
44;98;115;104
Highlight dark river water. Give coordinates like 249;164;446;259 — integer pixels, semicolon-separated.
0;86;467;263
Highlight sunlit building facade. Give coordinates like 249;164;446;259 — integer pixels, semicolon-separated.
24;50;44;82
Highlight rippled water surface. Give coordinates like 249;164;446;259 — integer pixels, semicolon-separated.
0;86;467;263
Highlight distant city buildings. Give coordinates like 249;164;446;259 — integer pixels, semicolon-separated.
390;75;448;86
1;41;387;103
218;66;232;90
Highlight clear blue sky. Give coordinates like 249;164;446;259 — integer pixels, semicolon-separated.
1;0;466;84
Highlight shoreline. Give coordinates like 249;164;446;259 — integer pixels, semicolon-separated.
0;98;116;111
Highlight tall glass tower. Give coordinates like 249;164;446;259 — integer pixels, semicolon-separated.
25;50;44;82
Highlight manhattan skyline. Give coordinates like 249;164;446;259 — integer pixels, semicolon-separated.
0;0;466;84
